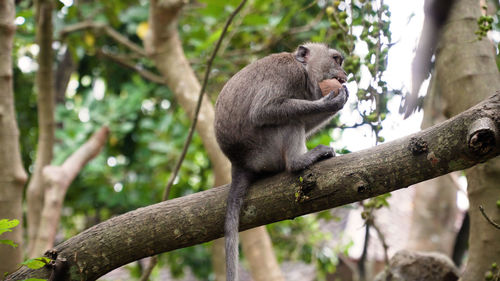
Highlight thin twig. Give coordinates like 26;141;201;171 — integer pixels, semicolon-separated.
138;256;157;281
373;0;384;146
60;21;147;57
288;11;325;34
371;219;390;265
358;222;370;281
97;49;166;85
218;0;252;57
330;8;349;34
479;205;500;230
162;0;248;201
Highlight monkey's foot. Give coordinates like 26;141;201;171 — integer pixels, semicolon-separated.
288;145;334;172
315;144;335;160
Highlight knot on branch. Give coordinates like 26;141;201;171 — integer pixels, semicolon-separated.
356;180;370;194
295;172;316;202
408;136;428;155
44;249;68;281
468;118;498;156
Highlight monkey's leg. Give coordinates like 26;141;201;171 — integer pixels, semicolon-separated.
282;127;335;172
286;145;335;172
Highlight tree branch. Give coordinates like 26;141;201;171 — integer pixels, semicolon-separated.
26;0;56;258
97;49;166;85
60;21;147;57
30;127;109;256
7;93;500;281
0;0;28;274
479;205;500;230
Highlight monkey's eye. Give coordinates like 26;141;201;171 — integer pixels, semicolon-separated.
332;55;343;65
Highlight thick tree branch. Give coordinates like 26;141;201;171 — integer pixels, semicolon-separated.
26;0;56;258
0;0;28;274
7;93;500;281
31;127;109;256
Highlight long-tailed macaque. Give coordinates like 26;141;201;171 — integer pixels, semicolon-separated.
214;42;348;281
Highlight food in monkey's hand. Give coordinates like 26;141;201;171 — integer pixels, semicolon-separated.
319;78;344;97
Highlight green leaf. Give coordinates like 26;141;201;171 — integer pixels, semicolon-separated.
21;257;50;269
0;239;18;248
0;219;20;235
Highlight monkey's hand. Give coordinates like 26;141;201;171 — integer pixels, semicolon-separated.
321;85;348;113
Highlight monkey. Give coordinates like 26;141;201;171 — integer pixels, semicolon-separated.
214;42;349;281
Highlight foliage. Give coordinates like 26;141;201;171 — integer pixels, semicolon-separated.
326;0;393;143
361;193;392;225
17;1;214;277
476;6;494;41
0;219;19;248
485;262;500;281
21;257;50;270
268;211;354;278
12;0;399;278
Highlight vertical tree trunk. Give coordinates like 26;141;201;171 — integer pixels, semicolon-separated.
26;0;56;258
407;77;459;256
241;227;285;281
145;1;284;280
0;0;28;274
30;127;109;256
432;0;500;279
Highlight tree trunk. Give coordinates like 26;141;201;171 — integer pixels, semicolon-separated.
241;227;285;281
407;77;459;256
30;127;109;256
145;1;283;280
0;0;28;275
26;0;56;258
6;94;500;281
432;0;500;279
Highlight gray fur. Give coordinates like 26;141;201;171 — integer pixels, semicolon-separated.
214;43;348;281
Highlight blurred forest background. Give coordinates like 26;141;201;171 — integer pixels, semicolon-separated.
1;0;500;280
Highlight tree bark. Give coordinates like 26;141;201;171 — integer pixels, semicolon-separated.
0;0;28;275
26;0;56;258
240;227;285;281
145;1;283;280
407;76;459;256
6;93;500;281
30;127;109;256
432;0;500;279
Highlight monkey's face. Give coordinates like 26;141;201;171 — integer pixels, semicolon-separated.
325;48;347;84
295;43;347;87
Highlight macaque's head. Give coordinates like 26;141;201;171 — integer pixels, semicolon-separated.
294;42;347;87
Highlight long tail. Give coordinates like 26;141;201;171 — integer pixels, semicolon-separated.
225;167;252;281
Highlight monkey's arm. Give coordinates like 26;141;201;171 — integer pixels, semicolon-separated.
249;90;346;126
304;87;349;135
303;112;336;136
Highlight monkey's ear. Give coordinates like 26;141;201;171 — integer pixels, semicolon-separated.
295;45;309;64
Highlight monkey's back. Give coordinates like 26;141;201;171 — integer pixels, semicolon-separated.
214;52;308;167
